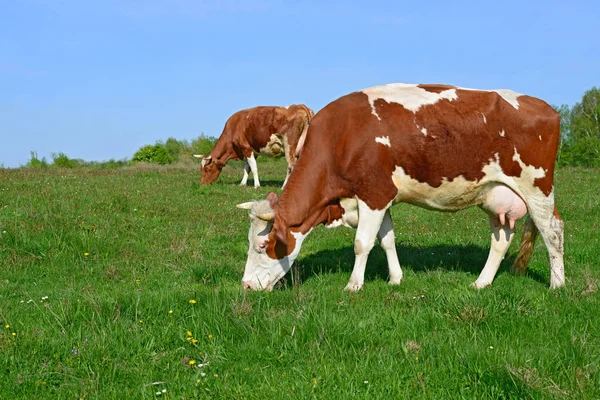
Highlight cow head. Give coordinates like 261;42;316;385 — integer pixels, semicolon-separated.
193;154;224;185
236;192;307;291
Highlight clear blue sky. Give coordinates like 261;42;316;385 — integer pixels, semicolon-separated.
1;0;598;167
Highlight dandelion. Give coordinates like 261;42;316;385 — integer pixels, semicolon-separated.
12;332;16;337
186;331;193;337
189;299;196;304
191;339;198;344
139;320;143;323
189;360;196;366
84;252;89;256
168;310;173;315
4;324;9;329
208;334;213;339
415;356;419;361
135;279;141;285
312;378;317;387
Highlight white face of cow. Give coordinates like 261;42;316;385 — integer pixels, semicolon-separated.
236;200;306;291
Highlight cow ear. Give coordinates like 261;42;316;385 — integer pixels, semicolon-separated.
236;201;255;210
266;192;279;208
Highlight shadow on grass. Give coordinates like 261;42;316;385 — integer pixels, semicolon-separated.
287;243;548;287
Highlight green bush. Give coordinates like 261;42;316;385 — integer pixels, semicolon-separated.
164;137;186;161
189;134;217;157
558;137;600;168
24;151;49;169
131;144;173;165
51;152;79;168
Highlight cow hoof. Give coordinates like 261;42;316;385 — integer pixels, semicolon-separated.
471;280;491;290
389;277;403;286
344;282;363;292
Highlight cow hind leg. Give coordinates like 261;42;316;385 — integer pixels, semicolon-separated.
240;159;251;186
377;210;403;285
344;200;387;291
472;216;515;289
526;200;565;288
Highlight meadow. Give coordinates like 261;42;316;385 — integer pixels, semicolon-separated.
0;160;599;399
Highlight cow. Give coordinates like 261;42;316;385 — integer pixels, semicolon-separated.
194;104;314;188
236;83;564;292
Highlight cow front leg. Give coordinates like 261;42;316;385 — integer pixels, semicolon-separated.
472;216;515;289
246;153;260;188
240;159;251;186
344;200;387;291
378;210;403;285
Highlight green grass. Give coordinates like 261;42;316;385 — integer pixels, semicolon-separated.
1;160;599;399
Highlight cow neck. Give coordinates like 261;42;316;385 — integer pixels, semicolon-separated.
275;159;343;235
210;131;235;163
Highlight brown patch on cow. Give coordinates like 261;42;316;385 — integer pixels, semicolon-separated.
200;104;313;185
553;205;562;220
417;84;457;94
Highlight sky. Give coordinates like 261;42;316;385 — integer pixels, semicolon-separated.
1;0;599;168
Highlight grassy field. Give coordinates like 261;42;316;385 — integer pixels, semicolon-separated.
1;160;599;399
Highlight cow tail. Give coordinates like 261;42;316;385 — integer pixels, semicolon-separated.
511;216;539;274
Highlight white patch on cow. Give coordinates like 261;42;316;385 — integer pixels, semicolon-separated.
391;150;547;213
375;136;391;147
481;113;487;124
421;127;428;136
363;83;458;119
512;148;546;181
456;87;523;110
326;197;359;229
539;135;542;141
493;89;521;110
499;130;505;137
259;134;285;157
246;115;249;119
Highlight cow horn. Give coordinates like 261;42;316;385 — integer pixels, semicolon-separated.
236;201;255;210
193;154;212;160
255;212;275;221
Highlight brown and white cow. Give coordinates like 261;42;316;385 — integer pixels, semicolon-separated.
194;104;314;188
237;83;564;291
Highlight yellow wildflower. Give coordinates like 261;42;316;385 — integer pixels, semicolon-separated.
168;310;173;314
4;324;9;329
186;331;193;337
191;339;198;343
208;334;213;339
189;299;196;304
12;332;16;336
189;360;196;366
84;252;89;256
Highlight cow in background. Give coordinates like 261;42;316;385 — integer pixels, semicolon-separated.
194;104;313;188
237;83;564;292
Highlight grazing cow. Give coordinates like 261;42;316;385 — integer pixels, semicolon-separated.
194;104;314;188
237;83;564;291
